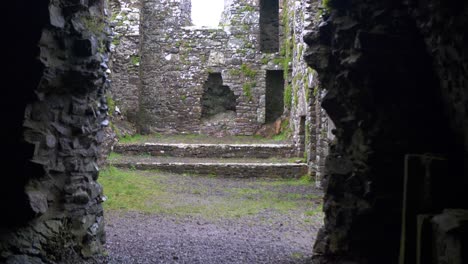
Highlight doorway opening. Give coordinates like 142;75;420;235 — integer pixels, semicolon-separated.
265;70;285;123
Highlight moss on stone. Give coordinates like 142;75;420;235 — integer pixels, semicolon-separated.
83;15;105;35
284;84;292;109
242;82;256;101
241;64;257;79
106;95;116;116
130;55;140;66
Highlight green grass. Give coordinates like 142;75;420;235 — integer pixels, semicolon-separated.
118;134;151;144
108;152;122;161
258;174;314;187
304;204;323;216
99;167;165;212
117;133;289;144
99;167;321;219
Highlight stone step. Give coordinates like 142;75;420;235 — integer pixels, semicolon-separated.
114;142;296;159
110;156;308;179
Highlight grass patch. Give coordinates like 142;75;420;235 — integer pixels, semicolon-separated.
304;204;323;216
100;167;321;219
118;134;152;144
108;152;122;161
99;167;166;212
258;174;314;187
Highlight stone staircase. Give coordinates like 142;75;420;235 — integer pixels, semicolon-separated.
110;140;308;178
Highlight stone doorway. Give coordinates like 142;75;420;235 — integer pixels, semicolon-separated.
265;70;284;123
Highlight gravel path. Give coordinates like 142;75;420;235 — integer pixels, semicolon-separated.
97;170;323;264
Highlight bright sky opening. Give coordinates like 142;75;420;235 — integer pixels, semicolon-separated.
191;0;225;27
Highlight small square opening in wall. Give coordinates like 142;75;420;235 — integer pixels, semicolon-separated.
259;0;280;53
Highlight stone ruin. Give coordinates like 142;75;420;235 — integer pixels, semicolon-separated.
1;0;467;263
108;0;333;185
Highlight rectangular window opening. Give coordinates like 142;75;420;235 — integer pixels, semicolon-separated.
259;0;279;53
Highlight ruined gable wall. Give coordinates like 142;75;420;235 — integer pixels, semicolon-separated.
137;0;271;136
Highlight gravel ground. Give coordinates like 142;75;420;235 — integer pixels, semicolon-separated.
96;170;323;264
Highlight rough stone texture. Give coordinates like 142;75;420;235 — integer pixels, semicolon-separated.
304;0;468;263
114;142;296;158
137;0;273;136
1;0;109;262
108;0;330;166
283;0;333;187
431;209;468;264
108;0;141;124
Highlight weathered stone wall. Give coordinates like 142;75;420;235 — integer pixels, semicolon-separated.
0;0;110;262
137;0;273;136
108;0;141;123
283;0;332;186
114;142;296;158
109;0;332;180
304;0;468;263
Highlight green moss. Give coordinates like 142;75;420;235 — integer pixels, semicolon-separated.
240;5;255;12
305;85;311;101
242;82;255;101
130;55;140;66
323;0;332;9
313;85;319;97
118;134;151;144
111;36;121;46
106;96;116;116
240;64;257;78
181;95;187;101
229;68;241;76
284;84;292;109
83;15;105;35
261;57;269;65
283;57;290;80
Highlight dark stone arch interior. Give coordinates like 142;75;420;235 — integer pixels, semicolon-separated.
305;0;468;263
2;0;49;227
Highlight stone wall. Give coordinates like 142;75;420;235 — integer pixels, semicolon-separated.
137;0;274;136
109;0;332;180
108;0;141;123
304;0;468;263
283;0;333;186
0;0;110;262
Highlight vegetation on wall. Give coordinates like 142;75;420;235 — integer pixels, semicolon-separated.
230;64;257;101
130;55;140;66
284;84;292;109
